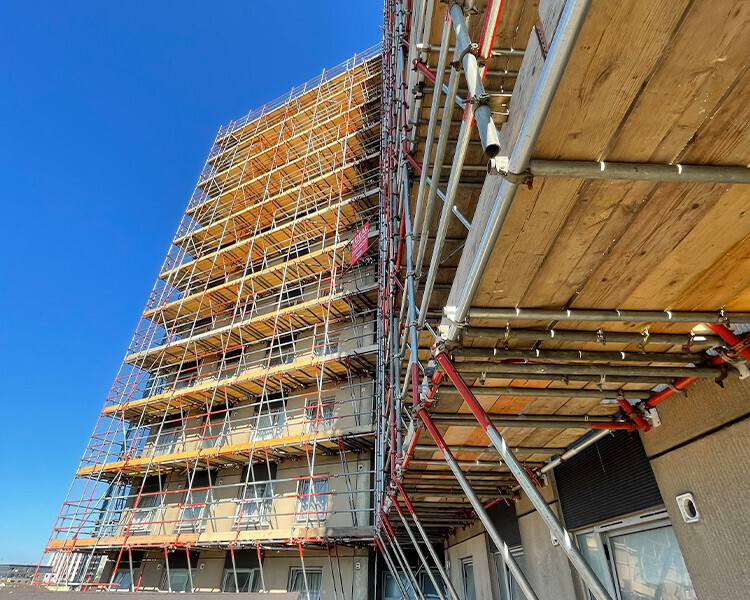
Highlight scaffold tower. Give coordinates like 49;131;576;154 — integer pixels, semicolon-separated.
38;46;382;597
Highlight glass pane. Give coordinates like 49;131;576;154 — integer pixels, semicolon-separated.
113;570;132;591
384;574;401;599
162;569;191;592
577;532;616;598
462;562;476;600
289;569;322;600
420;571;443;600
493;553;510;600
223;569;253;592
610;526;697;600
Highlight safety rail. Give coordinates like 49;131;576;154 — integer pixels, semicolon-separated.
215;44;381;140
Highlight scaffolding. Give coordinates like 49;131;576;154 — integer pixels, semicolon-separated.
38;45;382;595
32;1;750;597
378;1;750;600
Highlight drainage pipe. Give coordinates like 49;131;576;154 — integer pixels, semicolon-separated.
448;2;501;156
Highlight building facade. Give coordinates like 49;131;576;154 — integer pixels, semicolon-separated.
39;46;382;596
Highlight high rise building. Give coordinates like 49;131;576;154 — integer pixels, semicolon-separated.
39;46;382;596
37;1;750;598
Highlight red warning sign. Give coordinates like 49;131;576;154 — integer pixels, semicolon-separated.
350;221;369;265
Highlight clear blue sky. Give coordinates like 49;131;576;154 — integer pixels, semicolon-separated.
0;1;381;564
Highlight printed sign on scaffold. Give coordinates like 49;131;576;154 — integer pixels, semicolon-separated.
350;221;369;265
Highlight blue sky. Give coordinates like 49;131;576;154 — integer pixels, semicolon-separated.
0;1;381;564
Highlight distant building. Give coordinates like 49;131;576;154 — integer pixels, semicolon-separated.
1;563;51;584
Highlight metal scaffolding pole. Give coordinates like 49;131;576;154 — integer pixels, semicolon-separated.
453;347;704;363
463;326;722;346
438;385;652;400
376;536;412;599
393;499;449;600
520;159;750;185
445;0;593;340
466;306;750;324
434;349;615;600
382;516;427;600
414;407;539;600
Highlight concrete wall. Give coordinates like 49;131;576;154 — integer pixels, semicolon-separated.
117;451;373;541
639;377;750;600
140;375;375;465
129;547;370;598
445;522;496;600
515;479;582;600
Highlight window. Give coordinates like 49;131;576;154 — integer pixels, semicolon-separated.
288;567;323;600
153;423;181;456
199;412;229;450
129;493;162;534
193;315;213;335
575;511;696;600
222;568;258;592
252;408;285;441
161;568;191;593
461;558;476;600
176;489;208;533
269;333;296;367
236;482;272;527
219;347;243;378
288;240;313;260
281;283;304;307
419;571;445;600
252;395;286;441
296;478;329;522
382;573;401;600
305;399;335;432
493;547;525;600
312;334;339;357
111;569;132;591
142;374;166;398
175;360;199;390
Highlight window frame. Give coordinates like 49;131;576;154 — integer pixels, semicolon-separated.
287;566;323;600
129;491;163;535
574;509;696;600
305;398;336;432
175;488;209;533
221;567;258;592
236;481;273;528
493;546;524;600
461;557;475;600
295;477;330;523
160;567;192;593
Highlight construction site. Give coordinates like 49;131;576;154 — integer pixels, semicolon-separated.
35;0;750;599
